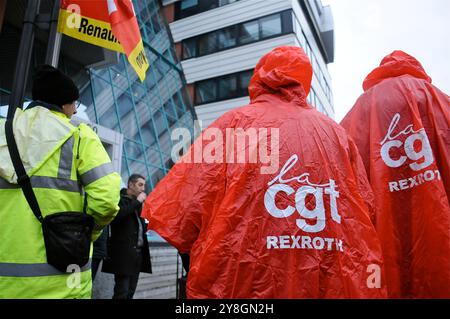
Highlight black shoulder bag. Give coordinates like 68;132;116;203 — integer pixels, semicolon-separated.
5;118;94;273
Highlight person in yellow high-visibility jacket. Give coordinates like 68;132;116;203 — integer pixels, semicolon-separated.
0;65;121;298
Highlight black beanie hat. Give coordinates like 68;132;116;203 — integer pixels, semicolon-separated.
32;65;79;107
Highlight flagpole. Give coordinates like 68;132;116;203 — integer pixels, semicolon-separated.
45;0;62;67
7;0;41;120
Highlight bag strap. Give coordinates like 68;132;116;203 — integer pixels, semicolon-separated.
5;118;44;223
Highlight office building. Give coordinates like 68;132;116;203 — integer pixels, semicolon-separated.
162;0;335;128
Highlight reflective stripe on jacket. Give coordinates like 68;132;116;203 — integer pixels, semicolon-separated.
0;106;120;299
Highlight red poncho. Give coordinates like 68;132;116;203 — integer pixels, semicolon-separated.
341;51;450;298
143;46;387;299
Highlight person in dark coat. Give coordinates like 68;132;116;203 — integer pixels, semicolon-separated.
102;174;152;299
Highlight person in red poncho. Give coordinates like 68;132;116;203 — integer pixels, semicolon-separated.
341;50;450;299
143;46;387;299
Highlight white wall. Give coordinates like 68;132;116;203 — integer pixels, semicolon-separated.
195;96;250;128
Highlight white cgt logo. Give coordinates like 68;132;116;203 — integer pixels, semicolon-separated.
264;155;341;233
380;113;434;171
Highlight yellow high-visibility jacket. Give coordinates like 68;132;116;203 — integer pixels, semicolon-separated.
0;104;120;298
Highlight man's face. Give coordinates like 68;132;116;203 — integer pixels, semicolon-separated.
128;178;146;197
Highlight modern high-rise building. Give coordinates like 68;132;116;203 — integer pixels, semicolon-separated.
162;0;335;128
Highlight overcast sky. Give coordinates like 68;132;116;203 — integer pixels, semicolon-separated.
321;0;450;122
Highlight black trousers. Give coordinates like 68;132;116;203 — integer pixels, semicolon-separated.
112;250;143;299
113;273;140;299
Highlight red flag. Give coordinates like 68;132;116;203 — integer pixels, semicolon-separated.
58;0;149;81
108;0;149;81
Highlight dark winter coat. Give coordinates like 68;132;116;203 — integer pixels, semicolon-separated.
102;188;152;275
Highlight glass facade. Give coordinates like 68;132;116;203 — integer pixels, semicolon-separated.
0;0;197;193
82;0;197;192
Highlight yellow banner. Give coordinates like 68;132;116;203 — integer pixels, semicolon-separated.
57;9;124;53
128;40;149;82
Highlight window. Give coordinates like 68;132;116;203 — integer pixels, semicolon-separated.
281;10;293;33
181;0;198;10
196;81;217;104
217;26;237;49
239;71;253;95
183;38;197;59
239;20;259;44
218;76;237;100
260;14;282;39
198;32;217;56
195;69;253;105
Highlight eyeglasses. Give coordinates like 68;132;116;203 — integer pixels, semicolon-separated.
74;100;81;109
